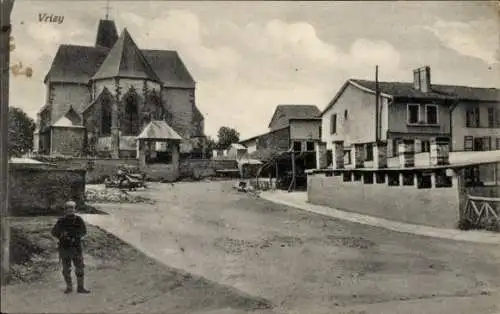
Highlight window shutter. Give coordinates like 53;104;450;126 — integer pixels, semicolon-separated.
474;107;480;127
464;136;473;151
484;136;492;151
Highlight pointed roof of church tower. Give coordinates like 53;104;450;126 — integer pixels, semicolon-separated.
95;19;118;48
92;28;161;82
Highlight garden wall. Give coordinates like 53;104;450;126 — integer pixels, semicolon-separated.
179;159;238;179
30;155;238;183
307;172;460;229
9;164;86;216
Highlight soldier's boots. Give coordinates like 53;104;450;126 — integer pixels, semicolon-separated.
64;275;73;294
76;276;91;294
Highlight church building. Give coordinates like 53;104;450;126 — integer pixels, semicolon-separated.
33;17;206;159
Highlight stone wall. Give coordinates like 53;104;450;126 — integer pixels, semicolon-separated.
257;127;290;151
180;159;238;179
9;164;86;216
50;83;91;112
30;156;236;182
162;87;194;139
51;127;85;156
32;157;139;183
307;172;460;229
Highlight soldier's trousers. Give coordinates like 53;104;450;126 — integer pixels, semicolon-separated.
59;248;85;284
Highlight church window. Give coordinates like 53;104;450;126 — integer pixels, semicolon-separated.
124;94;139;135
101;101;112;136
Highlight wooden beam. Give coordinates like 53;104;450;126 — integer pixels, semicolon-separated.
288;151;296;192
1;0;15;285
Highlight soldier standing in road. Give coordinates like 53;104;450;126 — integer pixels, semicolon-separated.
51;201;91;294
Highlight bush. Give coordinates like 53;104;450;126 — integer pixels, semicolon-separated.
484;217;500;232
457;216;500;232
457;218;475;230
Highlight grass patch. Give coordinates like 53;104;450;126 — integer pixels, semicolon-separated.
6;220;58;285
4;217;135;285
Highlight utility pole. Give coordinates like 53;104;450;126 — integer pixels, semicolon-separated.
375;65;380;142
1;0;15;286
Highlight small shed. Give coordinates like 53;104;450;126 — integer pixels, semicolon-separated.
136;120;183;167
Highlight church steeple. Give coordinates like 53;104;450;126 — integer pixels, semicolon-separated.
95;0;118;48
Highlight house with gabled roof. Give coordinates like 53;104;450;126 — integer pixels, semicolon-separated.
268;104;321;131
320;66;500;170
34;17;205;159
239;104;323;190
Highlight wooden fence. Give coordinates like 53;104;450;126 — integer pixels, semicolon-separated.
462;195;499;226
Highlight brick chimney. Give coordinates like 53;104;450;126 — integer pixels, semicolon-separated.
413;66;431;93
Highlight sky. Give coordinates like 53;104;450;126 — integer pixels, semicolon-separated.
8;0;500;140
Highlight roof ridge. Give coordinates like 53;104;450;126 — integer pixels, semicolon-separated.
351;78;500;91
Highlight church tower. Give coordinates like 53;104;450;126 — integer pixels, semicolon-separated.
95;1;118;48
95;20;118;48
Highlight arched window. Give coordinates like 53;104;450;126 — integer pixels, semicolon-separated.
124;94;139;135
101;101;112;136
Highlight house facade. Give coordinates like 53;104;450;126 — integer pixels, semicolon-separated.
33;18;206;159
320;66;499;169
451;95;500;151
241;105;322;159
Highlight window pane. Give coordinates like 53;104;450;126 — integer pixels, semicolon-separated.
488;108;495;127
474;107;480;127
426;106;437;124
421;140;430;152
464;136;473;151
466;110;472;127
306;141;314;151
365;144;373;161
331;114;337;134
408;105;419;123
293;141;302;151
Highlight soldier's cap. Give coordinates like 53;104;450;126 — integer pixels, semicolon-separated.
65;201;76;209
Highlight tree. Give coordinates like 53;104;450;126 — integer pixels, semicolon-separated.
216;126;240;150
204;136;217;158
8;106;36;158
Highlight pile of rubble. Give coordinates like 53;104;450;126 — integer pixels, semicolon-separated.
85;187;155;204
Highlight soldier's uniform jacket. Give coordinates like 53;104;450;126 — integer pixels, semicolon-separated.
51;215;87;251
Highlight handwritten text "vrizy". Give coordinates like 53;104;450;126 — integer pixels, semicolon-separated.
38;13;64;24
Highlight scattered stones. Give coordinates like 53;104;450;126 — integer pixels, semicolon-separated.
326;235;375;249
85;188;155;204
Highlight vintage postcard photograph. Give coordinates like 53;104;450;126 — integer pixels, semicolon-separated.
1;1;499;313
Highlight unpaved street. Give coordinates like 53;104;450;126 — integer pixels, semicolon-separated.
85;181;500;314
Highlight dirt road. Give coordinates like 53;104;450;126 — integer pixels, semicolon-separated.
82;181;500;314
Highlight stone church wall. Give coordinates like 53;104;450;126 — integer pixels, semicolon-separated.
94;78;161;99
51;127;85;156
51;83;91;112
162;87;194;139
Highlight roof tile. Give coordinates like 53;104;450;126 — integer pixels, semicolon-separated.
92;28;161;82
352;79;500;102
